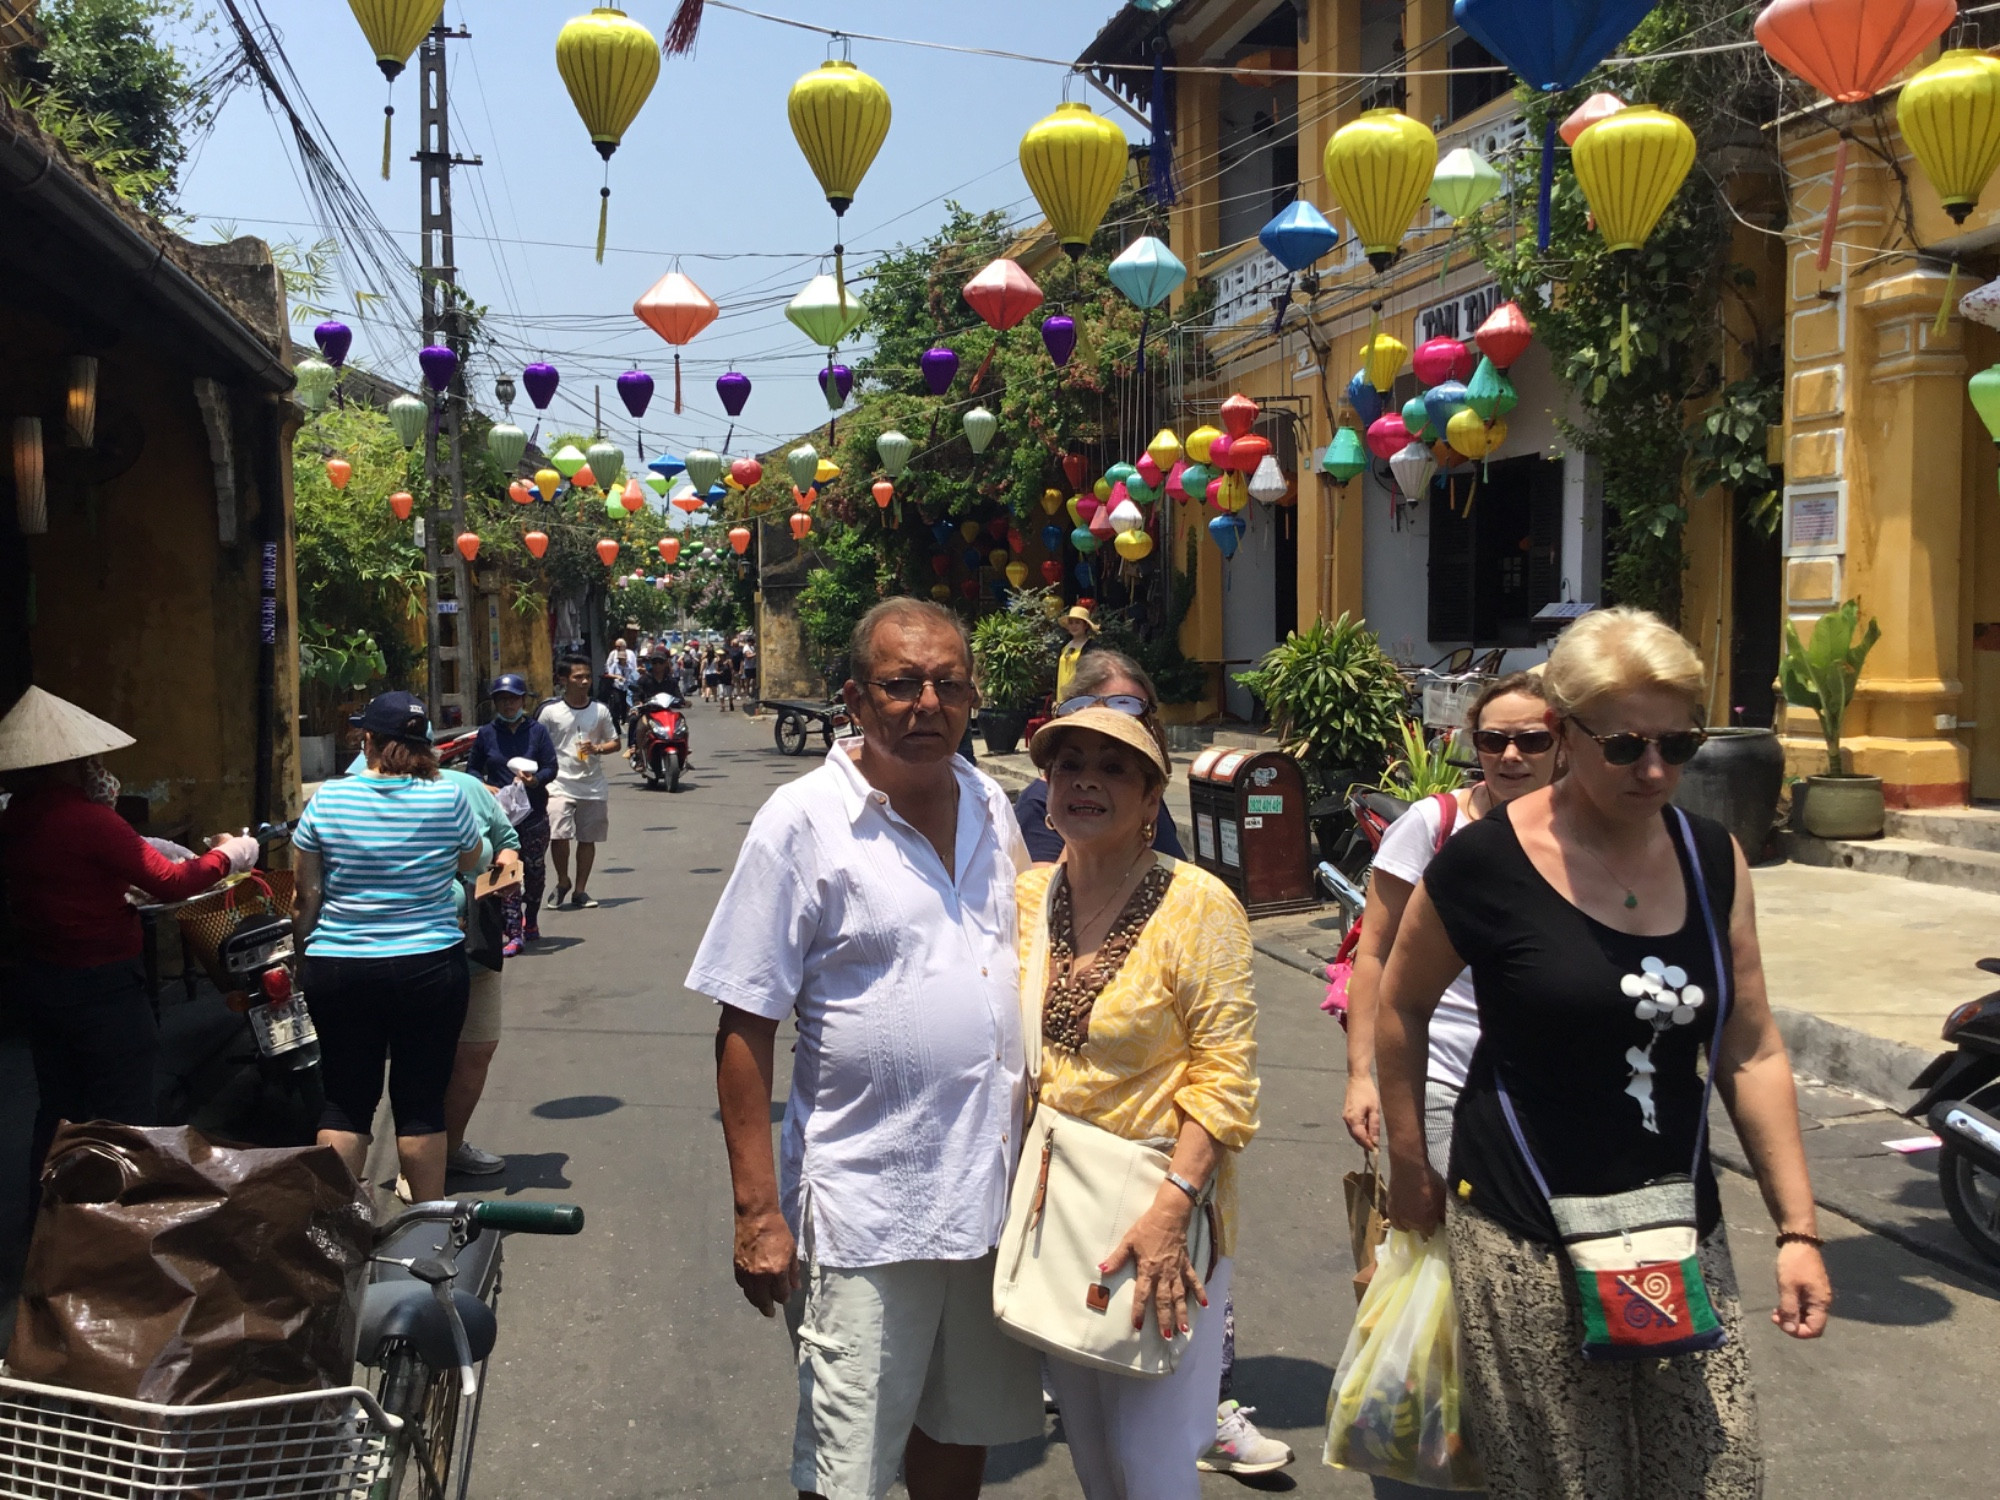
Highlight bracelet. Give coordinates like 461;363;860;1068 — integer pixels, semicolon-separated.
1774;1231;1823;1250
1164;1170;1204;1204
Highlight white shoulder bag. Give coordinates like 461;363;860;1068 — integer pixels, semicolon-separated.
992;857;1217;1378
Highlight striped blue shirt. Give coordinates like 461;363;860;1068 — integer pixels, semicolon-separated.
294;773;479;957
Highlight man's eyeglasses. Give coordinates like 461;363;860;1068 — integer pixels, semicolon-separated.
1055;693;1152;718
1470;728;1556;756
1568;717;1707;767
867;677;977;708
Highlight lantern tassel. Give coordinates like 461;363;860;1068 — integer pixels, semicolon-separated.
722;423;735;451
1135;309;1150;384
971;341;996;394
674;352;683;414
1148;44;1178;206
1816;133;1848;274
381;87;394;181
597;185;609;265
1619;299;1633;377
1537;112;1556;253
1934;260;1960;340
662;0;706;56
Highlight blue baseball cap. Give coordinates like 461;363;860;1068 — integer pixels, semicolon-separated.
490;674;529;698
348;690;431;744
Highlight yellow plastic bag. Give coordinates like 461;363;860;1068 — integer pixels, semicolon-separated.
1323;1228;1483;1490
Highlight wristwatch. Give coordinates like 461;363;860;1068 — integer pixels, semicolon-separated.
1165;1170;1205;1204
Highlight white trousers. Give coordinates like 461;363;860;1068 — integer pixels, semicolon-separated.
1041;1258;1234;1500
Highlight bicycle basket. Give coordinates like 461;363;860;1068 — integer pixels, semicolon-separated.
0;1376;398;1500
176;873;295;992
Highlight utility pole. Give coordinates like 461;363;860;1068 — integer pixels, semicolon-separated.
416;21;482;726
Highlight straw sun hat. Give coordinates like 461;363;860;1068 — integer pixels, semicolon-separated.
1027;704;1170;783
0;687;136;773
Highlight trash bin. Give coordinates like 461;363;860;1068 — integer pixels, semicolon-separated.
1186;748;1318;918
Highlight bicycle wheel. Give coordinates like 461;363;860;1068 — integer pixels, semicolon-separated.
374;1345;464;1500
774;713;807;755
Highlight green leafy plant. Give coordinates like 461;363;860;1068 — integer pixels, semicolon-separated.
1233;613;1407;794
1779;597;1881;776
970;592;1059;711
1378;718;1465;798
298;627;386;693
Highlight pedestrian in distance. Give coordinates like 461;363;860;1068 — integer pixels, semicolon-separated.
539;656;619;910
1054;605;1099;707
1374;607;1832;1499
717;647;737;713
690;597;1043;1500
0;688;258;1178
702;645;721;704
467;673;557;949
1014;701;1260;1500
292;691;484;1206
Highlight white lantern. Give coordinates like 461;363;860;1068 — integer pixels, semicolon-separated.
1248;453;1290;505
1108;497;1145;533
1390;440;1437;503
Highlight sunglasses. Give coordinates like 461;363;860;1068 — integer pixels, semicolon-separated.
1470;728;1556;756
1569;717;1707;767
867;677;977;708
1056;693;1152;718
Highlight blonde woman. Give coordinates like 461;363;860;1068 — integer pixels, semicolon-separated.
1375;607;1830;1498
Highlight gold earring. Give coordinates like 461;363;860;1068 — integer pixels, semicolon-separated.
1141;820;1157;846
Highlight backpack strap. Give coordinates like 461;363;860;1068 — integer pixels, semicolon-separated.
1431;790;1458;852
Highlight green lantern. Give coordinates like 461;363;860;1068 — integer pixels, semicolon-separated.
876;430;911;478
684;448;722;493
1973;365;2000;459
1322;426;1368;484
1401;396;1436;443
294;357;337;414
1465;357;1517;422
785;273;870;348
1428;146;1502;222
587;439;625;488
787;444;819;491
605;493;625;520
389;393;428;450
644;472;668;496
963;406;997;454
487;421;527;471
1105;461;1137;487
551;443;588;480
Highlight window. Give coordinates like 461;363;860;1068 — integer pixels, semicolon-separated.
1427;454;1563;645
1448;34;1509;124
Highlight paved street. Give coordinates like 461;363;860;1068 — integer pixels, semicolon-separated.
324;704;2000;1497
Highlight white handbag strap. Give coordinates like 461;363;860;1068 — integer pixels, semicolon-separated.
1021;863;1062;1092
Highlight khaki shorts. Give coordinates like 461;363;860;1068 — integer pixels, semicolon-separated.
460;963;502;1047
784;1249;1043;1500
546;795;608;843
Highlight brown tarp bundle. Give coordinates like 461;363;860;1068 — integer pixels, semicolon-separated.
10;1123;374;1404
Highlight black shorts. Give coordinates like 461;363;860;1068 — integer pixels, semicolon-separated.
304;945;469;1136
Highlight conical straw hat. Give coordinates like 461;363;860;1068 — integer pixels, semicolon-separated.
0;686;136;772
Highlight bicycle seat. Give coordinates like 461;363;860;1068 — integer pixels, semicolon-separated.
356;1281;497;1371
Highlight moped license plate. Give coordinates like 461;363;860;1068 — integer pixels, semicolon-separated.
251;994;318;1055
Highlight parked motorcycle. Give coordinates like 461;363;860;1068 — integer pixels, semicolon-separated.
631;690;690;791
1908;960;2000;1264
434;725;478;769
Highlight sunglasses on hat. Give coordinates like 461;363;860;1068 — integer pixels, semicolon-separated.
1056;693;1152;718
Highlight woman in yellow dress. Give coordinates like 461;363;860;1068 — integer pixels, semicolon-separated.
1054;605;1098;706
1015;701;1260;1500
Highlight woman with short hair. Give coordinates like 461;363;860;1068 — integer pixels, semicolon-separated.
1375;607;1831;1498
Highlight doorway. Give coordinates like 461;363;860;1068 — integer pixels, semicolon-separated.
1730;498;1782;727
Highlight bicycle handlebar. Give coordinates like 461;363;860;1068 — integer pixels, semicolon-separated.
472;1200;585;1235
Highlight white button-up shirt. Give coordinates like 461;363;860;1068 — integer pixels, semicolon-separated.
686;743;1029;1269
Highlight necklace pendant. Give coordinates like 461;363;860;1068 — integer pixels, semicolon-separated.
1624;891;1639;909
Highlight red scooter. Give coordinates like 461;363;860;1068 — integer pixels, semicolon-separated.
631;689;690;791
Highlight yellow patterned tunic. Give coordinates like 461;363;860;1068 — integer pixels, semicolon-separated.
1016;857;1260;1254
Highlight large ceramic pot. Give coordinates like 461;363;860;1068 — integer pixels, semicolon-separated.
1798;773;1886;840
981;706;1028;758
1669;727;1785;858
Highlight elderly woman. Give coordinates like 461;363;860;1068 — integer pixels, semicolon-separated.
1375;608;1831;1498
1015;702;1259;1500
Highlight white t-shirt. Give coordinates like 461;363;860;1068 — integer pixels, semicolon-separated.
1372;792;1481;1089
539;698;614;801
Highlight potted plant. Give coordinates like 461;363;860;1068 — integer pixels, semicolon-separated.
1778;597;1884;839
970;601;1056;756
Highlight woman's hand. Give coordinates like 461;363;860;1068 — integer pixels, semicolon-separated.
1386;1162;1445;1234
1773;1241;1832;1339
1342;1075;1382;1150
1101;1186;1207;1340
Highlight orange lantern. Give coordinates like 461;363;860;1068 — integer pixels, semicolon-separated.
872;479;894;508
455;531;480;561
671;493;703;514
658;536;680;564
523;529;549;558
621;478;645;512
388;490;413;521
728;525;752;554
794;484;816;512
633;269;720;412
789;512;812;540
596;538;620;566
574;464;597;490
325;457;352;490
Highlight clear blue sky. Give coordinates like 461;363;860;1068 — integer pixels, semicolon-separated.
167;2;1134;460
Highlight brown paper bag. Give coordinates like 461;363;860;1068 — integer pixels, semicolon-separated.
1343;1149;1389;1302
10;1123;375;1404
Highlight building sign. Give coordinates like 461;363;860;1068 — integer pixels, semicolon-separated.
1414;282;1503;345
1782;482;1845;557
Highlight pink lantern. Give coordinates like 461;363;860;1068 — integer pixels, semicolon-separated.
1367;413;1410;461
1209;432;1234;469
1559;91;1625;146
961;258;1045;332
1413;336;1476;387
1135;453;1163;488
1166;460;1190;502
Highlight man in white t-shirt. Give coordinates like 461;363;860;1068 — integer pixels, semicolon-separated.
538;655;619;909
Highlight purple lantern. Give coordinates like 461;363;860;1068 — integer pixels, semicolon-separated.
818;363;854;410
418;344;457;393
522;362;560;411
716;370;751;416
617;369;655;418
1041;314;1076;368
920;346;959;397
313;319;352;368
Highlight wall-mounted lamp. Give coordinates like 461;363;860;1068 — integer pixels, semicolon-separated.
14;417;46;534
65;354;98;449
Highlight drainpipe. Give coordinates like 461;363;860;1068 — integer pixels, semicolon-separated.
252;394;284;826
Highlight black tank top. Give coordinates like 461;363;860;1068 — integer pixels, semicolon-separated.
1423;803;1735;1245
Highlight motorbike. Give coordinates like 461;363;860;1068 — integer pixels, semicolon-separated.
1908;961;2000;1264
434;725;478;769
631;690;690;791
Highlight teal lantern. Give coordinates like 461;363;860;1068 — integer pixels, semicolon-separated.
1401;396;1436;443
877;430;912;477
1322;426;1367;484
487;421;527;472
388;393;427;450
787;445;819;491
1105;461;1138;487
1465;357;1518;421
586;439;625;488
1107;235;1186;308
963;406;998;454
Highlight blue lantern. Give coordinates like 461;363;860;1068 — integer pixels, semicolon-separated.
1348;370;1384;427
932;520;954;546
1042;523;1064;551
963;547;983;571
648;452;686;481
1106;235;1187;308
706;483;728;503
1258;200;1339;272
1074;561;1095;589
1423;380;1470;438
1208;513;1243;559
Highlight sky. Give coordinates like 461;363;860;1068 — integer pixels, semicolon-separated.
164;1;1137;464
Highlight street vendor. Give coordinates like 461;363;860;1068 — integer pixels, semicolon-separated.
0;687;257;1170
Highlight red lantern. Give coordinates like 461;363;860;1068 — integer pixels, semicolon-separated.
873;479;894;508
524;529;549;558
658;536;680;565
509;479;534;505
1041;559;1062;584
388;490;413;521
730;457;763;488
574;464;597;490
1089;504;1116;540
1007;526;1025;555
728;525;752;555
1209;432;1234;469
959;577;979;600
961;257;1044;331
1367;414;1410;461
986;515;1009;542
1220;392;1260;438
930;554;951;578
596;538;620;566
1226;433;1272;474
455;531;481;562
1413;336;1476;386
1062;452;1087;490
1474;301;1534;371
790;512;812;541
325;457;351;490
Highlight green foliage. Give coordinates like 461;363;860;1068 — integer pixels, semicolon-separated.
298;627;386;694
970;591;1060;710
1233;613;1407;794
1779;598;1881;775
1691;374;1783;535
17;0;211;212
796;524;901;668
1378;718;1465;798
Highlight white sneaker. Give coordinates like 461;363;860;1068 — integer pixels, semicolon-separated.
1197;1400;1293;1475
448;1142;506;1175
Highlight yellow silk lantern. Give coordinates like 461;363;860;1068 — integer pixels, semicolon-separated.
1006;561;1030;588
1019;103;1127;258
790;61;892;215
1446;408;1507;460
961;520;981;543
1185;425;1222;464
1114;530;1155;563
1041;488;1064;515
989;547;1010;572
348;0;445;178
556;7;660;263
1323;109;1438;272
1899;49;2000;226
1147;429;1183;470
1363;332;1408;394
1571;107;1695;253
816;457;841;485
1216;472;1249;513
